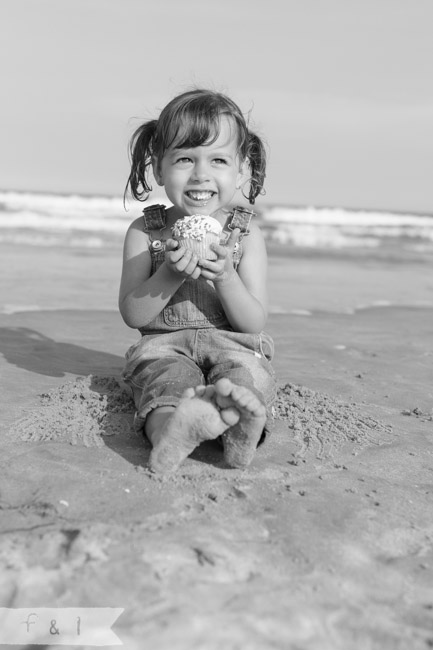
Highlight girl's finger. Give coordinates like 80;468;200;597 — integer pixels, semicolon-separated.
208;243;227;260
198;268;214;281
183;258;200;276
166;247;185;264
179;251;200;276
173;248;194;271
190;266;201;280
166;238;180;251
198;258;217;271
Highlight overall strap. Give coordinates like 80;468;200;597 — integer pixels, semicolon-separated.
142;204;167;232
228;206;255;239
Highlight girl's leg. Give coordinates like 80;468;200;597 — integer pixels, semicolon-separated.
125;336;206;434
145;406;176;449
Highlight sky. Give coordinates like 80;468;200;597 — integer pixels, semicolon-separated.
1;0;432;212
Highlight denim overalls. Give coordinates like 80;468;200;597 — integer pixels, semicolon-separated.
122;204;277;434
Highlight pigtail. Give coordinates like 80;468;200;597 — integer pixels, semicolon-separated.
124;120;158;202
244;131;267;204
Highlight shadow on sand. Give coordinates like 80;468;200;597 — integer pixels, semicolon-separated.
0;326;124;378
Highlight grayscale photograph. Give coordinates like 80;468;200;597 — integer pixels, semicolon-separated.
0;1;432;648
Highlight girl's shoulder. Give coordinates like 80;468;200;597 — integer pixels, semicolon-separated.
126;215;150;237
124;215;152;255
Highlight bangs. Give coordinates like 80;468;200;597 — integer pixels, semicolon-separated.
163;110;224;151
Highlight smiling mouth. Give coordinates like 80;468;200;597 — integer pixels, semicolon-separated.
186;191;216;202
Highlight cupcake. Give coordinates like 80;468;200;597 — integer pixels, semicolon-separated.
172;215;223;261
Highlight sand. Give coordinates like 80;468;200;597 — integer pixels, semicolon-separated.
0;242;433;649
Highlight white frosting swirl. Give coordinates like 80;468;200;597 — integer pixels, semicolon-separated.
172;215;222;240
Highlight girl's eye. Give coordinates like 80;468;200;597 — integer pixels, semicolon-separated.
176;157;192;164
213;158;228;165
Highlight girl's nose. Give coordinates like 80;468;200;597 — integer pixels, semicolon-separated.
191;161;210;182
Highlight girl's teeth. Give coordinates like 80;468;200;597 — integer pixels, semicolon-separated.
188;191;213;200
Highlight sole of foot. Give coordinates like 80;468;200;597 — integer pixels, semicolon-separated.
213;379;267;469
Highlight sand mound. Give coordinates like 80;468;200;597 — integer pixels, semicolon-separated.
273;383;393;459
11;375;135;447
10;376;392;457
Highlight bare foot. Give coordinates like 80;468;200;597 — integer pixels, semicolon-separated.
213;378;267;469
149;385;240;474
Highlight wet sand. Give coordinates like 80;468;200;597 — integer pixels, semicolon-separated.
0;243;432;649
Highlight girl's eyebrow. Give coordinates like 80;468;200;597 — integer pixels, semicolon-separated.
166;148;189;158
211;147;233;156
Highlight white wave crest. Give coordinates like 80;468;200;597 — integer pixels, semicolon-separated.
1;190;433;250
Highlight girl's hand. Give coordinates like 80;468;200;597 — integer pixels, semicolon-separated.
165;238;201;280
199;229;240;284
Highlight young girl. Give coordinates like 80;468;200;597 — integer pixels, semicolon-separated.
119;88;276;474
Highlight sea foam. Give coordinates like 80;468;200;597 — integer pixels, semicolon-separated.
1;190;432;251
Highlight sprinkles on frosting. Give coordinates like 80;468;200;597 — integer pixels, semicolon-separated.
172;215;222;241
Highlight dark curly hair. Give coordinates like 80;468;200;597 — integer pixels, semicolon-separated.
125;89;266;205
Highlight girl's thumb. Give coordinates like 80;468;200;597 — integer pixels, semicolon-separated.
226;228;241;250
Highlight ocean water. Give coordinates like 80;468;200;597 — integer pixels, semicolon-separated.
1;190;433;252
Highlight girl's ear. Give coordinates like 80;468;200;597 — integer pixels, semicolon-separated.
152;157;164;186
236;157;250;190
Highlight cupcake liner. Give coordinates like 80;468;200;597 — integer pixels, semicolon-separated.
177;231;221;260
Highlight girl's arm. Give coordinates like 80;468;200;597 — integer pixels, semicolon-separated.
199;223;269;333
118;217;201;329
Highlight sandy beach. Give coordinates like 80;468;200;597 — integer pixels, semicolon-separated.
1;241;433;649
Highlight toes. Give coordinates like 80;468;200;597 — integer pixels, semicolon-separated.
213;381;265;417
214;391;235;411
220;406;240;427
182;387;197;399
230;385;261;412
182;384;211;400
202;385;216;400
214;378;235;397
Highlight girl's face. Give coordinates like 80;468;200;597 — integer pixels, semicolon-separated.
153;116;247;218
